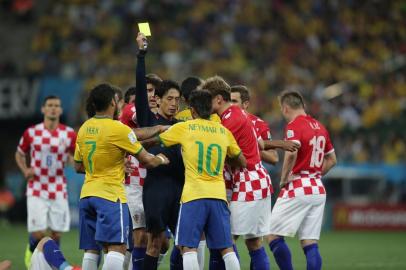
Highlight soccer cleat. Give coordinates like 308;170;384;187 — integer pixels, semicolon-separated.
72;266;82;270
24;244;32;269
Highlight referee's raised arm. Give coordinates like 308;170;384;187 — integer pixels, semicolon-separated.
135;32;153;127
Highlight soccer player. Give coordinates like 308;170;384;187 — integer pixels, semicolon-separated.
30;237;81;270
74;83;169;270
267;91;337;270
134;32;184;270
175;76;222;125
15;95;77;268
143;90;245;270
202;76;272;269
230;85;279;164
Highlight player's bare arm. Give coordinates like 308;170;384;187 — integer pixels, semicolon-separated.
134;148;169;168
321;151;337;176
133;125;170;141
15;151;34;180
264;139;299;152
260;149;279;165
280;149;298;187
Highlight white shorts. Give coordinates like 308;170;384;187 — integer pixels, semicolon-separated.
125;184;145;230
27;196;70;233
229;195;272;239
29;248;52;270
269;194;326;240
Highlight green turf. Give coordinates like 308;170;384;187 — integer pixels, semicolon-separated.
1;224;406;269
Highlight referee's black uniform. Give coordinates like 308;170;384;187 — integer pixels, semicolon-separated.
135;49;184;235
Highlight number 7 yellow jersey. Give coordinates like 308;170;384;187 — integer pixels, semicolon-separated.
74;116;143;203
158;118;241;203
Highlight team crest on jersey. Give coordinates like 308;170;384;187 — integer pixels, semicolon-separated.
128;131;137;144
286;130;294;138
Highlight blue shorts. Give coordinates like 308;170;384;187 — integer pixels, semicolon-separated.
175;199;232;249
79;197;130;250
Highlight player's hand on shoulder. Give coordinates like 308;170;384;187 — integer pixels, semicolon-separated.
24;168;35;181
136;32;147;50
157;153;170;165
283;141;300;152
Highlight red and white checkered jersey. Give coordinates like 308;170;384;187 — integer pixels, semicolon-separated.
221;105;272;201
278;171;326;199
119;103;137;129
17;123;76;200
247;113;272;141
280;114;334;198
120;103;147;186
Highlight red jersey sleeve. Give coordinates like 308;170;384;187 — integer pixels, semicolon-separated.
323;128;334;154
68;129;77;154
17;128;31;154
284;122;301;145
257;121;271;141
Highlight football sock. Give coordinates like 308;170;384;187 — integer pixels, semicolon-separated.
29;234;40;252
42;239;69;269
197;240;206;270
102;251;124;269
249;246;270;270
223;252;240;270
269;238;293;270
124;250;131;270
132;247;146;270
209;249;225;270
82;252;99;270
303;243;322;270
182;251;199;270
170;246;183;270
143;254;158;270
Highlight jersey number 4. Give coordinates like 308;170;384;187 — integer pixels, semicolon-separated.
309;136;325;167
195;141;222;176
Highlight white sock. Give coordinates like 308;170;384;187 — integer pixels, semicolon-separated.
102;251;124;270
197;240;206;270
123;251;132;270
182;251;199;270
223;252;240;270
82;253;99;270
157;251;168;266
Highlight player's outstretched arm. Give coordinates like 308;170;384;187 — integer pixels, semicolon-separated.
135;149;169;168
134;125;170;141
263;140;300;152
321;151;337;176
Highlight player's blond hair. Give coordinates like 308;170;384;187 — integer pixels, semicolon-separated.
201;75;231;102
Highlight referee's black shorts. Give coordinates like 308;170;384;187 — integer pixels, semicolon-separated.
143;176;182;235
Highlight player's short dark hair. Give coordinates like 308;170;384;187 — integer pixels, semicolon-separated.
201;75;231;102
155;79;180;98
86;83;116;117
125;87;136;103
42;95;60;106
181;76;203;102
146;73;162;88
230;85;250;102
279;90;305;109
189;90;212;119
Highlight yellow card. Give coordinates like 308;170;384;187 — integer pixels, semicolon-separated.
138;22;151;36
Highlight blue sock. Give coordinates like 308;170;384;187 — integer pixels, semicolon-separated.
249;246;270;270
29;234;40;252
43;240;69;269
132;247;146;270
170;246;183;270
233;243;240;261
303;243;322;270
209;249;225;270
269;238;293;270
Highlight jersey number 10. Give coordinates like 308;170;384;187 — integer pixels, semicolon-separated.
195;141;223;176
309;136;325;167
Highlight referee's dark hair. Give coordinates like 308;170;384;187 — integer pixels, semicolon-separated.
155;80;180;98
181;76;203;102
86;83;116;117
279;90;305;109
189;90;212;120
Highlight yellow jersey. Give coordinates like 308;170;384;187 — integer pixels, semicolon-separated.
175;108;221;123
159;118;241;203
74;116;143;202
